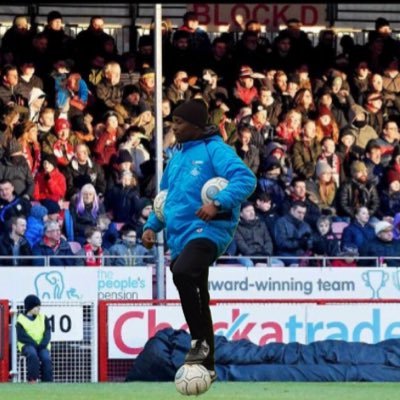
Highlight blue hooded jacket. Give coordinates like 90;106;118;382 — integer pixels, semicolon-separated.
144;133;256;260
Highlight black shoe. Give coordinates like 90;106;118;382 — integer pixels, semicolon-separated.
185;339;210;364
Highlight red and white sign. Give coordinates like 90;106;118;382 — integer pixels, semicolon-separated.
188;4;327;29
107;303;400;359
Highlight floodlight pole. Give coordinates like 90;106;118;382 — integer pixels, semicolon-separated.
154;4;165;299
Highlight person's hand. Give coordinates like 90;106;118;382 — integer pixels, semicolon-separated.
142;229;156;249
196;203;219;222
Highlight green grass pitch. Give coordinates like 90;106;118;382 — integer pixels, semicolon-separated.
1;382;400;400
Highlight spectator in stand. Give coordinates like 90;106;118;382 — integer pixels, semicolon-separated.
292;119;321;180
263;141;293;187
108;223;155;266
317;137;341;187
312;29;337;77
1;15;35;66
273;200;313;266
364;91;387;134
75;226;108;267
178;11;211;57
0;140;34;199
359;220;400;267
106;149;135;189
32;220;74;266
166;71;193;108
18;59;44;94
341;104;379;156
317;87;348;129
363;140;385;191
118;126;150;179
0;64;29;118
256;157;287;207
166;30;199;83
349;60;371;105
130;105;155;142
95;61;124;121
96;214;118;249
233;30;265;73
336;129;359;182
41;118;79;170
15;120;41;176
311;215;340;262
0;107;20;156
341;206;376;252
307;161;338;216
75;16;114;74
0;216;32;266
315;105;340;144
233;66;261;109
258;85;282;128
254;192;279;239
27;87;46;123
339;160;380;219
137;68;156;111
105;170;140;223
29;33;52;81
69;183;105;245
275;109;302;151
268;32;296;73
379;173;400;218
0;179;31;233
330;245;359;267
233;124;260;174
234;201;275;267
375;120;400;167
41;10;74;68
293;88;317;123
33;154;66;202
93;111;123;171
25;204;48;248
134;198;153;240
37;107;55;143
65;143;106;200
281;176;321;230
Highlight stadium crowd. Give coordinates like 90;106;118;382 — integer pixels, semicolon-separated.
1;10;400;267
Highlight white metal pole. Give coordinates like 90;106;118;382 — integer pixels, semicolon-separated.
154;4;165;299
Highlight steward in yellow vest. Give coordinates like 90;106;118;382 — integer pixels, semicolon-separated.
16;294;53;382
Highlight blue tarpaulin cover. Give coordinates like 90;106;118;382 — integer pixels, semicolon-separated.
125;328;400;382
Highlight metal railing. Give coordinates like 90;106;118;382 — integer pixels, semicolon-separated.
0;254;397;268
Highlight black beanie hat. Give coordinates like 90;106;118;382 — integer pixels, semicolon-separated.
24;294;41;313
172;99;209;129
40;199;61;214
42;154;58;168
47;10;62;23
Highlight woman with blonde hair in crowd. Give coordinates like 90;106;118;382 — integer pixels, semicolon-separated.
275;108;302;151
130;107;155;141
16;120;41;176
69;183;105;244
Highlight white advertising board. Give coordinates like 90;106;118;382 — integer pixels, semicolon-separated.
166;267;400;300
0;267;153;303
44;305;83;341
107;303;400;359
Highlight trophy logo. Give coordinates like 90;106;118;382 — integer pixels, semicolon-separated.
362;270;389;299
393;269;400;292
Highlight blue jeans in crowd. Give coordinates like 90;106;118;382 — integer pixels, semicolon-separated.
22;344;53;382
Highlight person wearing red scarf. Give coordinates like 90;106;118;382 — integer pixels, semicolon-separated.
75;226;107;267
233;66;260;106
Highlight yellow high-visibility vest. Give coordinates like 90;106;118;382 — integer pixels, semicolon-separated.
17;313;51;352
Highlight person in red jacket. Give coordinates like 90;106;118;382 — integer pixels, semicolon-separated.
33;154;66;202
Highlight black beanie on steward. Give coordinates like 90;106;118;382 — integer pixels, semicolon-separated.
24;294;41;313
172;99;209;129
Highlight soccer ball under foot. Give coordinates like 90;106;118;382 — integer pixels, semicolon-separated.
175;363;212;396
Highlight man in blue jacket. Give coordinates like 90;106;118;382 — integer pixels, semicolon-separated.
142;99;256;382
